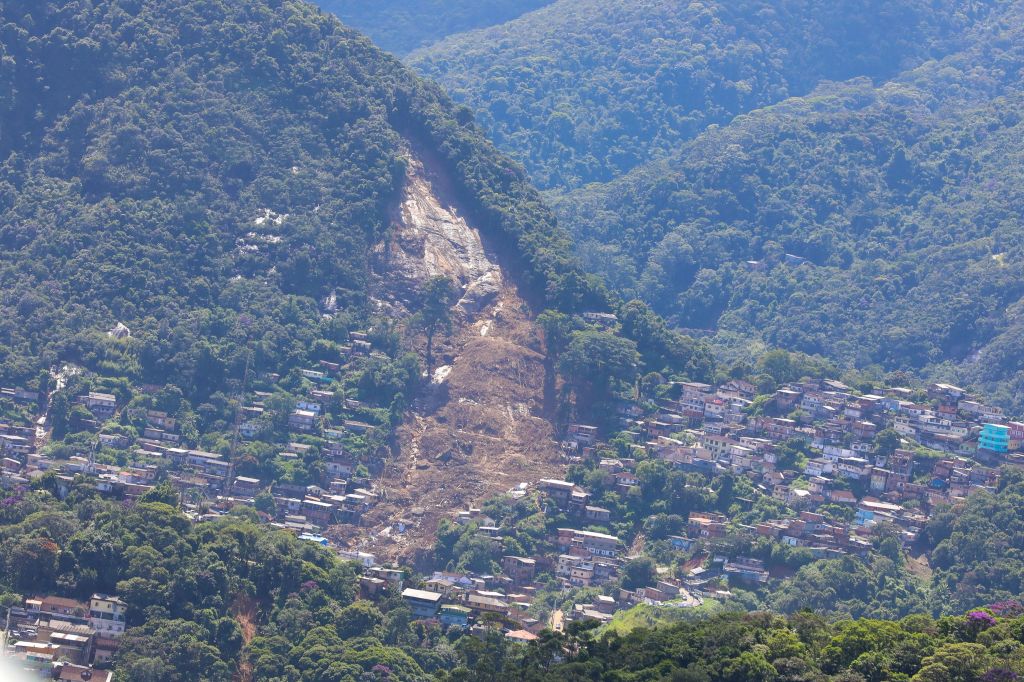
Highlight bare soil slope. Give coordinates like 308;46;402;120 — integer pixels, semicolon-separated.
337;147;563;566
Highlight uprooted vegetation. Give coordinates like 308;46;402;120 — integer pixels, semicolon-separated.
345;146;564;564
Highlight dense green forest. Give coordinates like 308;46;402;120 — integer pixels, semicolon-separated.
554;1;1024;408
402;0;1024;409
0;0;404;398
926;469;1024;614
0;0;624;402
0;485;439;680
456;606;1024;681
312;0;554;55
410;0;997;190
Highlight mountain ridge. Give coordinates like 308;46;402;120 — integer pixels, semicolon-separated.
312;0;554;55
553;2;1024;406
409;0;1001;190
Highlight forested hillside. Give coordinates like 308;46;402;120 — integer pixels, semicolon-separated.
8;472;1024;680
554;2;1024;408
0;0;617;678
457;605;1024;680
411;0;997;189
403;0;1024;409
312;0;553;55
0;0;612;401
10;481;1024;682
0;0;405;397
927;469;1024;613
10;1;1024;680
0;492;423;681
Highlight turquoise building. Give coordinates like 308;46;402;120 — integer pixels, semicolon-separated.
979;423;1010;453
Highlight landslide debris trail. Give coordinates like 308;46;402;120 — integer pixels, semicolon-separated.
344;145;563;566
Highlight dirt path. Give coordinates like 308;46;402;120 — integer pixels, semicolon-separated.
628;532;646;558
230;595;258;682
35;364;79;448
905;550;934;583
549;609;565;633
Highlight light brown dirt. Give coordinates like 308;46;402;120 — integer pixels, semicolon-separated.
230;594;258;682
906;550;934;582
332;145;564;568
357;286;563;567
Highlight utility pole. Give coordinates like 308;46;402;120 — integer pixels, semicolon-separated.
2;603;11;656
228;349;252;462
227;321;254;495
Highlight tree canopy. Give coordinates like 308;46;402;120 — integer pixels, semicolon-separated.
411;0;994;190
0;0;619;400
314;0;553;55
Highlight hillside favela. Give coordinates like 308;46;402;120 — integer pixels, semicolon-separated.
4;1;1024;681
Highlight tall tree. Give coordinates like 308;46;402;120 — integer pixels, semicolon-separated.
560;330;639;416
412;276;459;372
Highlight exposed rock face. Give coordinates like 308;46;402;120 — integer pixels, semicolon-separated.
349;147;563;566
457;271;501;316
374;150;501;321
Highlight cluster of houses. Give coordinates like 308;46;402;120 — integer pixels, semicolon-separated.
339;555;545;641
393;567;694;637
629;379;1015;532
9;352;1024;640
1;421;37;468
344;474;706;636
391;377;1024;629
378;549;696;637
0;385;40;405
239;331;380;439
5;431;384;538
532;479;704;621
211;466;382;534
1;593;123;681
0;330;392;527
2;398;238;500
555;378;1020;573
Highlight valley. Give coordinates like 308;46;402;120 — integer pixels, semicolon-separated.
404;0;1024;413
3;1;1024;680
